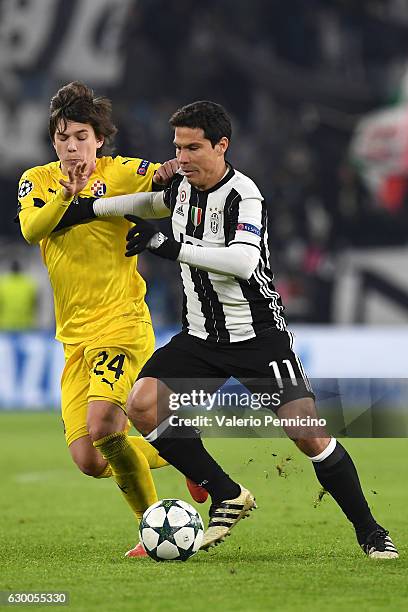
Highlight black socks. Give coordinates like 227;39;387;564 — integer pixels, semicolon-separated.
147;417;241;501
312;440;377;538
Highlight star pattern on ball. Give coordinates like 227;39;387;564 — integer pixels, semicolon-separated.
140;499;204;561
156;516;184;547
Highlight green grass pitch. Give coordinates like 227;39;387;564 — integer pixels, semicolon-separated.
0;412;407;611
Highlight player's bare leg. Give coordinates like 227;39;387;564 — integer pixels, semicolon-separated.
69;433;167;479
127;377;256;549
69;436;110;478
278;398;398;558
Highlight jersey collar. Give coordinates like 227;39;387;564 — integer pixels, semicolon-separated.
197;162;235;194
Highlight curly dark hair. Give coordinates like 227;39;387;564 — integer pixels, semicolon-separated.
49;81;117;156
169;100;232;147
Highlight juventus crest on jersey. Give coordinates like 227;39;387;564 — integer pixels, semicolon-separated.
163;166;287;343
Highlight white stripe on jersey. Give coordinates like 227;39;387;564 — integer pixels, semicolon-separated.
252;255;286;331
229;185;263;249
169;167;287;342
180;263;208;339
207;271;256;340
257;225;286;330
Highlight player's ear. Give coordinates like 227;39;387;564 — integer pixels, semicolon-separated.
216;137;229;155
96;137;104;150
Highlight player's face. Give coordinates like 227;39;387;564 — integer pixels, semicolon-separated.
174;127;228;190
53;120;103;175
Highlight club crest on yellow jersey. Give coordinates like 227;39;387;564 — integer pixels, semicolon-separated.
91;179;107;197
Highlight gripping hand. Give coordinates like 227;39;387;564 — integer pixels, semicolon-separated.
125;215;181;260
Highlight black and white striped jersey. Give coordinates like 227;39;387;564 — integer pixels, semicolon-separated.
164;165;286;343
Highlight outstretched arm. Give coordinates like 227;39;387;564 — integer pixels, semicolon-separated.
177;241;259;280
93;191;170;219
49;189;170;236
124;215;260;281
51;158;177;232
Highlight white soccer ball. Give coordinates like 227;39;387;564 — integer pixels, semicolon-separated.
139;499;204;561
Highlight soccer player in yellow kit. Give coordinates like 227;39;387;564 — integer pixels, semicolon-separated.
16;81;178;557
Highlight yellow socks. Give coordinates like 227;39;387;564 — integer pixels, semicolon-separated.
93;432;158;520
93;437;168;479
129;436;168;469
95;463;113;478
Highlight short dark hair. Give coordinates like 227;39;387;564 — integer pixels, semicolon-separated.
169;100;232;147
49;81;118;156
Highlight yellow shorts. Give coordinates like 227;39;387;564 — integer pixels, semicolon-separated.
61;320;155;446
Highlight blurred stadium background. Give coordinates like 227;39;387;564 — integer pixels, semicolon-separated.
1;0;408;407
1;3;407;610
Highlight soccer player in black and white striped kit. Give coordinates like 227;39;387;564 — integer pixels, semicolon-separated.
92;101;398;558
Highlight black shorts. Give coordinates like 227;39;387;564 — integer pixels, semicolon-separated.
138;329;315;411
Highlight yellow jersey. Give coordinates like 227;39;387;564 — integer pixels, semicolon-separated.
17;156;161;343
